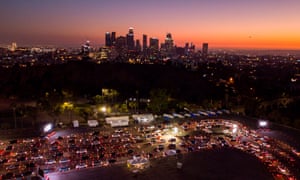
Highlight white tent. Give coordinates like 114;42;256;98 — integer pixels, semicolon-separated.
132;114;154;124
105;116;129;127
165;149;177;156
127;156;150;170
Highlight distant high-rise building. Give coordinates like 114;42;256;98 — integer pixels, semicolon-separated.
81;40;92;58
202;43;208;59
136;39;141;52
143;34;147;51
149;37;159;51
185;42;195;55
126;27;135;50
185;43;189;55
115;36;126;53
111;32;116;46
165;33;174;56
105;32;111;47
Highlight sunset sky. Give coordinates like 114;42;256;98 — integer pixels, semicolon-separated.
1;0;300;49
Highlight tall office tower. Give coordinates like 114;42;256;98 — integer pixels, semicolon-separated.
105;32;111;47
81;40;91;57
190;43;195;51
164;33;174;56
115;36;126;53
149;37;159;51
142;34;147;51
111;32;116;46
126;27;135;50
202;43;208;59
135;39;141;52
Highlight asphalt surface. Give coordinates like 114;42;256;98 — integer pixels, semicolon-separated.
47;148;273;180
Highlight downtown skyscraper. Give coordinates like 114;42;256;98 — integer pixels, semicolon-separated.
105;32;111;47
126;27;135;51
143;34;147;51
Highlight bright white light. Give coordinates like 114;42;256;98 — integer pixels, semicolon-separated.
232;124;238;133
232;127;237;134
259;120;268;127
101;106;106;113
44;123;52;133
173;127;178;134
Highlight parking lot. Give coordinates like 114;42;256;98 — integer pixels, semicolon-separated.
0;116;299;180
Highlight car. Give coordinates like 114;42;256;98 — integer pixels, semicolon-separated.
168;138;176;142
58;166;70;172
6;164;18;170
159;139;166;143
114;129;123;133
45;159;56;165
0;158;8;164
76;149;87;154
59;158;70;164
22;170;33;177
81;154;89;160
92;160;101;167
127;149;134;154
42;167;55;174
168;144;176;149
31;155;43;160
111;133;121;138
6;145;13;151
108;159;116;164
76;163;87;169
2;172;14;179
187;146;195;152
92;140;100;145
179;142;186;147
151;138;157;143
14;173;24;180
165;149;177;156
18;164;27;171
17;156;26;162
25;162;35;168
158;144;165;151
99;160;109;167
143;142;153;147
56;151;63;157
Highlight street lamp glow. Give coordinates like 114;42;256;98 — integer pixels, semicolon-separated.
43;123;52;133
62;102;73;109
259;120;268;128
101;106;107;113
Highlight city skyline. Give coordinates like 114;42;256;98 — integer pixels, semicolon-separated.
1;0;300;49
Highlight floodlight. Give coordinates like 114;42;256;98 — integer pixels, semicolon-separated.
259;120;268;127
44;123;52;133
